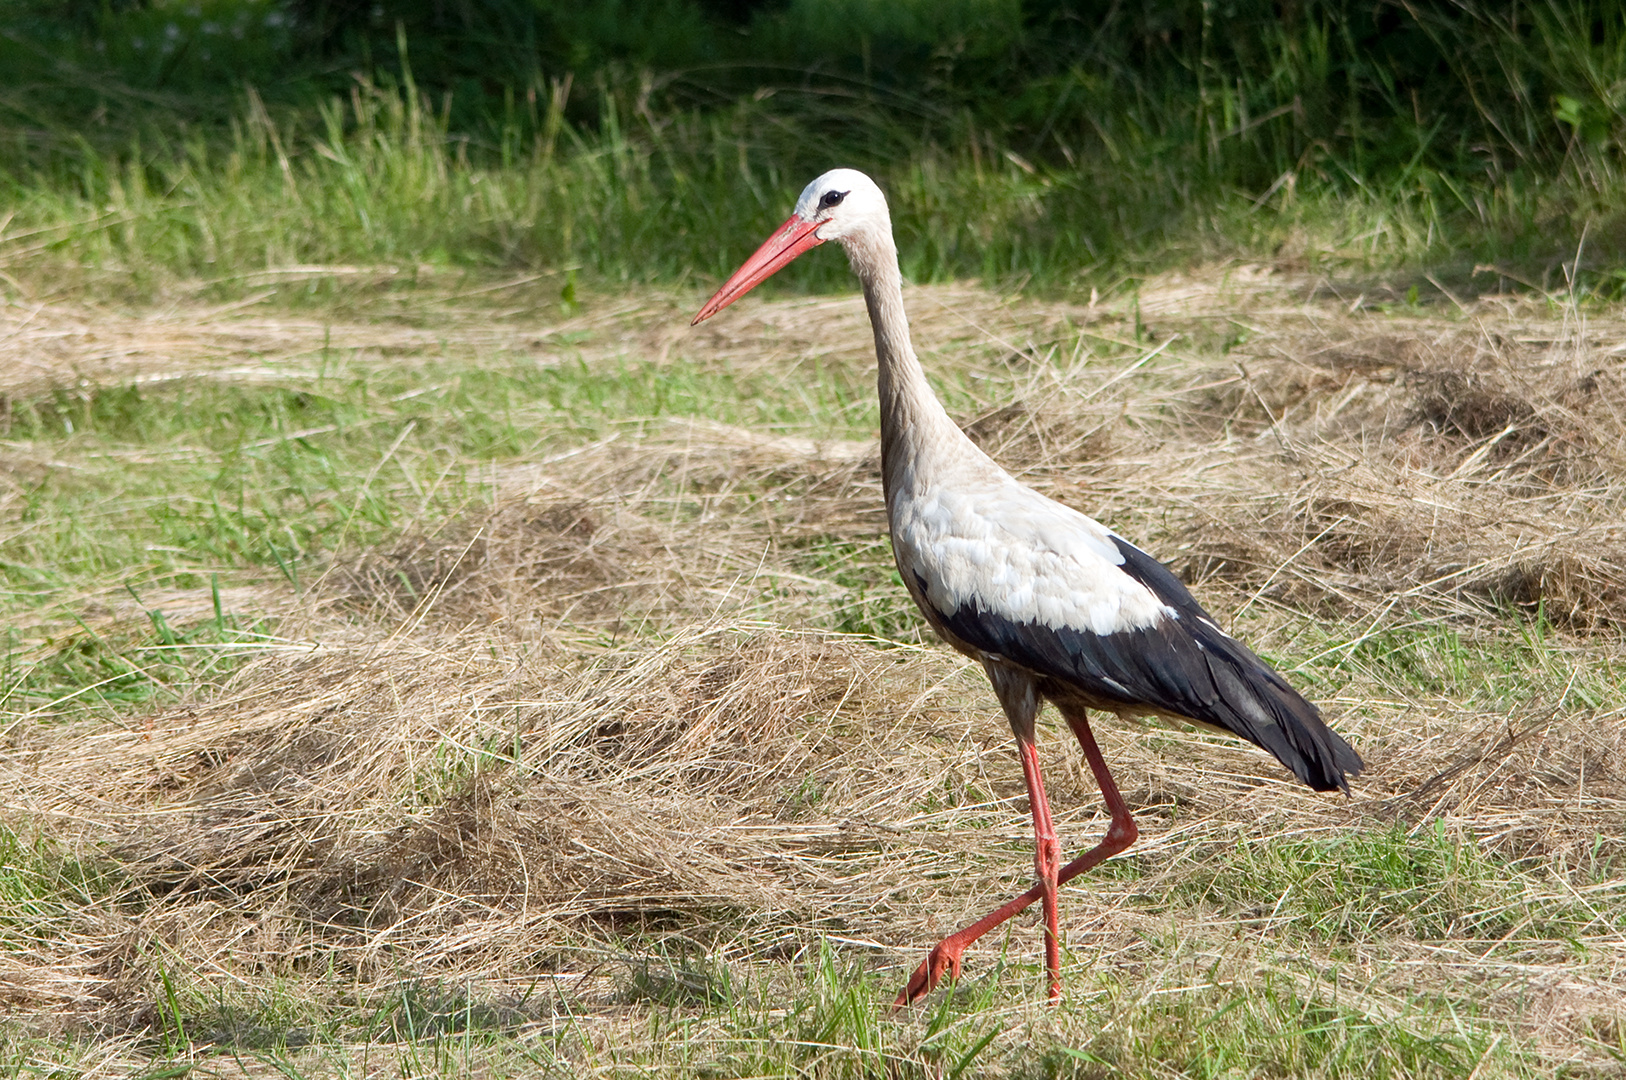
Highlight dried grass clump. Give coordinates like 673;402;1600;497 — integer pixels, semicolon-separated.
333;497;645;629
331;416;887;641
960;396;1120;479
1400;349;1624;492
1124;306;1626;630
1366;706;1626;864
1263;456;1626;627
4;622;971;1022
10;608;1623;1033
1409;367;1543;442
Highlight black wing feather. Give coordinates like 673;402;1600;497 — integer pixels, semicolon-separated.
924;537;1364;793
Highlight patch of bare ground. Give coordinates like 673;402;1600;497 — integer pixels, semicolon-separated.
3;268;1625;1072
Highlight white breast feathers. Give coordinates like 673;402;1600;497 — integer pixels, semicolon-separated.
892;477;1174;638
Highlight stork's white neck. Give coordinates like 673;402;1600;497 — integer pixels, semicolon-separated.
842;228;964;506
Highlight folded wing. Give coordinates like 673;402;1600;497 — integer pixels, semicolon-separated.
901;491;1363;793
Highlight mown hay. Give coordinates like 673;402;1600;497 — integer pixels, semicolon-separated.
6;615;1620;1036
3;273;1625;1068
1099;302;1626;630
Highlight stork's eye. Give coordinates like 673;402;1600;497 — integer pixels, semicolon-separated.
819;190;847;210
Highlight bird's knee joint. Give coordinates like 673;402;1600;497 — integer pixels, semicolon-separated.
1034;836;1060;878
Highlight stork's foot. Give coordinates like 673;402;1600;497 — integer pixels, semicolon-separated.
891;939;966;1010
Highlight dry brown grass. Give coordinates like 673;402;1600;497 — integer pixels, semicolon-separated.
0;281;668;401
3;270;1625;1074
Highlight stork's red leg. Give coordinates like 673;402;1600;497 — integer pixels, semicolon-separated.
1020;735;1063;998
892;707;1136;1009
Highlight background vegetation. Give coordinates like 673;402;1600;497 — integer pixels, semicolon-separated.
4;1;1626;298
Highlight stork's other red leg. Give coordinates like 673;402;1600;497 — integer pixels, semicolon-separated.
892;706;1137;1009
1054;706;1138;885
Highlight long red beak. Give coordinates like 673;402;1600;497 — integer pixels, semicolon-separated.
691;215;826;325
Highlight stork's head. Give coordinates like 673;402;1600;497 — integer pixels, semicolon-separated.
790;168;889;243
692;168;889;325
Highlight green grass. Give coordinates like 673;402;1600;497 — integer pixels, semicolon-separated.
1236;600;1626;722
527;354;878;440
0;584;274;719
793;537;921;642
0;352;877;607
1176;823;1623;945
0;826;123;941
5;4;1626;302
5;374;483;602
0;925;1568;1078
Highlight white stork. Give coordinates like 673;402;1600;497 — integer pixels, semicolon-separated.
691;169;1363;1007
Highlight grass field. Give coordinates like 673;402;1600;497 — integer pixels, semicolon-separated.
2;5;1625;1072
3;254;1624;1076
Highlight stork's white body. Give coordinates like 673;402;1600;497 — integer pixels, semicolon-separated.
693;168;1361;1006
882;374;1171;653
844;174;1169;659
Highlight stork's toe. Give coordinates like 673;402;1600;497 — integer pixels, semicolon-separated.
891;941;964;1010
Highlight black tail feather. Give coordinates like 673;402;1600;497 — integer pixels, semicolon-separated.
1195;627;1362;793
1102;535;1363;793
